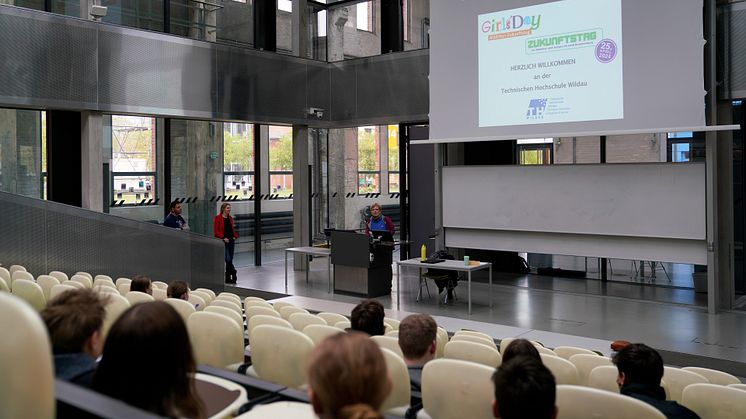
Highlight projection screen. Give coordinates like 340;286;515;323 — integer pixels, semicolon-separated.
430;0;705;141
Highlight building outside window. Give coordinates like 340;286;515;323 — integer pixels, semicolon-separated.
111;115;157;205
517;138;553;165
224;123;254;199
269;126;293;198
358;126;380;193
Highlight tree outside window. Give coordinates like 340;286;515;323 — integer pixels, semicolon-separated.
223;123;254;199
387;124;399;193
269;126;293;198
358;126;380;194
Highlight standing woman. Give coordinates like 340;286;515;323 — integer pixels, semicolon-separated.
214;203;239;284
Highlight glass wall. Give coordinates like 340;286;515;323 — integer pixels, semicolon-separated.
357;126;380;194
387;124;399;193
103;0;165;32
268;125;293;198
0;108;43;199
110;115;157;205
403;0;429;51
216;0;254;46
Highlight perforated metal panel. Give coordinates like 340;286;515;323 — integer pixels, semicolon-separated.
719;3;746;99
0;191;223;289
0;6;97;108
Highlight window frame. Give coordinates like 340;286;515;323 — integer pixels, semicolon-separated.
110;115;158;206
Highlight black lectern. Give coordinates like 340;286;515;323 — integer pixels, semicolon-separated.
331;230;393;297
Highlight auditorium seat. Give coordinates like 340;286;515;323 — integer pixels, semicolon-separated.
188;294;206;310
288;312;326;331
0;266;11;284
271;301;297;313
11;279;46;311
556;385;665;419
454;329;493;342
48;271;68;282
663;366;709;402
244;296;267;304
334;320;351;330
421;358;494;419
0;276;9;292
74;271;93;280
152;287;167;301
279;305;310;320
383;317;401;330
150;280;168;290
49;283;77;299
191;290;214;305
443;340;501;368
380;348;411;416
70;274;93;289
9;264;27;276
247;324;314;388
371;335;405;358
681;366;741;386
681;383;746;419
245;299;273;311
727;383;746;391
554;345;601;360
587;365;620;392
211;299;242;316
195;288;216;300
125;291;155;305
205;305;244;331
302;324;342;345
435;327;449;358
65;280;85;290
540;354;581;386
36;275;60;300
114;277;131;288
569;354;613;386
385;330;399;338
246;306;281;320
217;292;241;306
247;314;293;344
102;293;131;337
316;311;348;325
92;277;116;289
94;274;114;283
450;333;497;350
164;297;197;323
0;293;55;419
188;312;244;369
11;270;35;289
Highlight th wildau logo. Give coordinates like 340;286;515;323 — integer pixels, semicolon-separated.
481;14;542;34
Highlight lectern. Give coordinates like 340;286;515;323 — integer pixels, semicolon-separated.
331;230;393;297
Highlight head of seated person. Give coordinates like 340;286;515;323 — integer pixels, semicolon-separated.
350;299;385;336
398;314;437;366
40;288;108;387
130;274;153;295
307;332;391;419
93;301;204;418
167;280;189;300
501;338;541;364
612;342;700;419
492;356;557;419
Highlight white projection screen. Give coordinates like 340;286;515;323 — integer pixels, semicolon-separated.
430;0;705;141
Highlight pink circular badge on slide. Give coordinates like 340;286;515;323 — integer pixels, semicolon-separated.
595;39;617;63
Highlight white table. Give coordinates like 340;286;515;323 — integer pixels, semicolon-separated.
284;247;332;294
395;258;492;315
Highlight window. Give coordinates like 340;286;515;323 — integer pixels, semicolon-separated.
358;126;380;193
356;1;373;32
111;116;157;205
517;138;553;165
387;125;399;193
269;126;293;198
668;132;693;163
224;123;254;199
278;0;292;12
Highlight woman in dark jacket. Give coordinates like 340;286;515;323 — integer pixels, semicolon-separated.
214;203;239;284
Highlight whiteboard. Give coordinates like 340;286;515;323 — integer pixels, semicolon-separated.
442;163;706;240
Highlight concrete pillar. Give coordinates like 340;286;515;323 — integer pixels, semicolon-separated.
327;129;346;230
327;6;348;61
293;125;310;270
293;0;309;58
80;112;103;211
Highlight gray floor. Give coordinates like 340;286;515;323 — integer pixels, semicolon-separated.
231;253;746;376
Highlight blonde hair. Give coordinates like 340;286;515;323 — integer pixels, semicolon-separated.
307;333;390;419
370;203;382;211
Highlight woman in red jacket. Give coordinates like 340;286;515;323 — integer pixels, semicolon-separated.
214;203;239;284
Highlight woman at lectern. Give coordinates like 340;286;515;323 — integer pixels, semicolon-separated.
365;203;395;237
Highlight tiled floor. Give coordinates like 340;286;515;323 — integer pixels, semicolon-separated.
231;253;746;375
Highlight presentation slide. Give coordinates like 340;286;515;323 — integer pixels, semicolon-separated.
478;0;623;128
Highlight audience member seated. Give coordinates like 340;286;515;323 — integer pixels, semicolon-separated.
501;338;541;364
612;343;700;419
93;301;205;418
350;299;385;336
307;332;392;419
40;288;108;387
167;280;189;300
397;314;437;392
492;356;558;419
130;275;153;295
